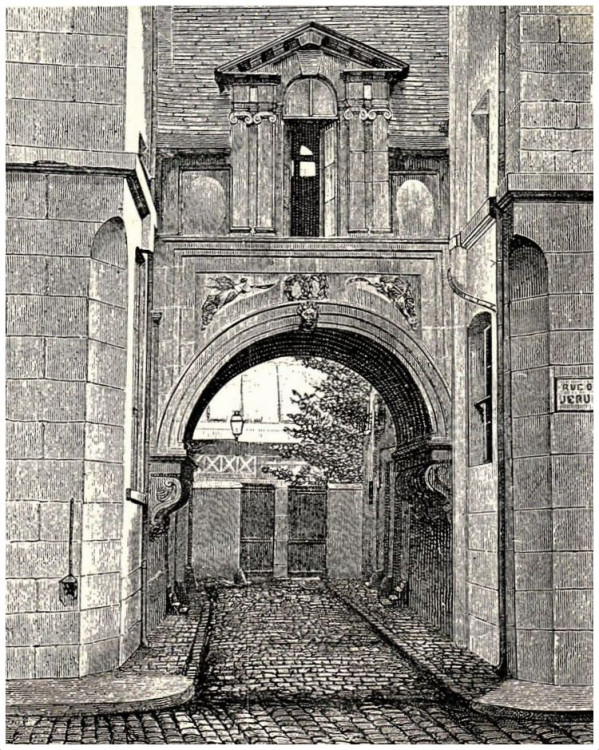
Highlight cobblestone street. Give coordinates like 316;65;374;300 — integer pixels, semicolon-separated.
6;583;593;744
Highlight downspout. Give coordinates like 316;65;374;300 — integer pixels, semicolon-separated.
138;249;154;648
138;7;158;648
496;4;509;679
446;264;497;312
447;243;497;313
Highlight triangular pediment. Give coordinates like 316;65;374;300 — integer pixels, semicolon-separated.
215;21;408;90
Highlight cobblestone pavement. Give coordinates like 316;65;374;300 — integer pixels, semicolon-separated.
330;580;503;701
6;582;593;744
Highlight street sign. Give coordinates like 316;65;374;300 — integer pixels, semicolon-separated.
554;377;593;412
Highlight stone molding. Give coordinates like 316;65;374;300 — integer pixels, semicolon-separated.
154;302;451;456
6;146;154;222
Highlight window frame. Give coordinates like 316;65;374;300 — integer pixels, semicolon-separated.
467;313;493;467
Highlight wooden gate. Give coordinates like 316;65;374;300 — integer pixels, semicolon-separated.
240;484;275;577
288;486;327;576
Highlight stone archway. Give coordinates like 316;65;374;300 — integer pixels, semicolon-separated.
151;302;453;633
156;302;450;456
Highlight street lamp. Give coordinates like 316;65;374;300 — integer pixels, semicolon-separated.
230;410;244;441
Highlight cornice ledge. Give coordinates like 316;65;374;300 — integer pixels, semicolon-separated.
6;145;137;173
6;145;155;222
455;197;497;251
495;172;593;210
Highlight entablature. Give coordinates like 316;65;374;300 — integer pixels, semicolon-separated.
157;236;448;261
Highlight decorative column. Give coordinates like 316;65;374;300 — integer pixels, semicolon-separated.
228;76;280;233
343;71;393;233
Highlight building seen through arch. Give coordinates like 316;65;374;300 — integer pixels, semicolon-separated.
5;5;592;711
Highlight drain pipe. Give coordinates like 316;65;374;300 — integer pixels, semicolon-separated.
446;243;497;313
139;249;156;648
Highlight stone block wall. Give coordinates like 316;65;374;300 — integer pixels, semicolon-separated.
6;174;131;678
507;201;593;686
6;6;155;679
6;7;128;152
505;6;593;175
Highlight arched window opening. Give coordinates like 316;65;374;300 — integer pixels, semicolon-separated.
285;77;338;238
468;312;493;466
284;77;337;118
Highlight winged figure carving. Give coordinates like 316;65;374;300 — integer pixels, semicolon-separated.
348;275;418;329
201;276;275;329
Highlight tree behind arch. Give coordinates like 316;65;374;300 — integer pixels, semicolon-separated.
263;357;371;485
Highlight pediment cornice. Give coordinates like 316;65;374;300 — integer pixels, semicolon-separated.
215;21;408;92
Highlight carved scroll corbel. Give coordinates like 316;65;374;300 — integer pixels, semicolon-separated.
424;460;452;521
149;475;184;536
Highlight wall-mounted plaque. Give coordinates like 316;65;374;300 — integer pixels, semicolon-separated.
555;378;593;412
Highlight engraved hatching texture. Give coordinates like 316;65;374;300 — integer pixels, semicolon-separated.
155;6;448;149
6;8;128;151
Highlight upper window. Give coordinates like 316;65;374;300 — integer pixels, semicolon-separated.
468;312;493;466
284;78;337;118
469;91;490;215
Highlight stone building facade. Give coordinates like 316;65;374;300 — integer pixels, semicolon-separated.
449;5;593;685
5;5;593;698
6;7;156;678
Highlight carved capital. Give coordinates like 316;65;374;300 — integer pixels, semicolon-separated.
229;110;253;125
253;111;277;124
229;110;277;125
359;107;393;121
345;107;393;121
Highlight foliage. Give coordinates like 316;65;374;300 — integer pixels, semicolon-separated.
264;357;371;485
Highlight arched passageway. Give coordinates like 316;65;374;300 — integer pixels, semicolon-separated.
185;328;432;446
158;306;453;635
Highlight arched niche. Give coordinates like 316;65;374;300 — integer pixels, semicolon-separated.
394;179;436;238
91;217;127;269
508;236;549;340
508;236;549;301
